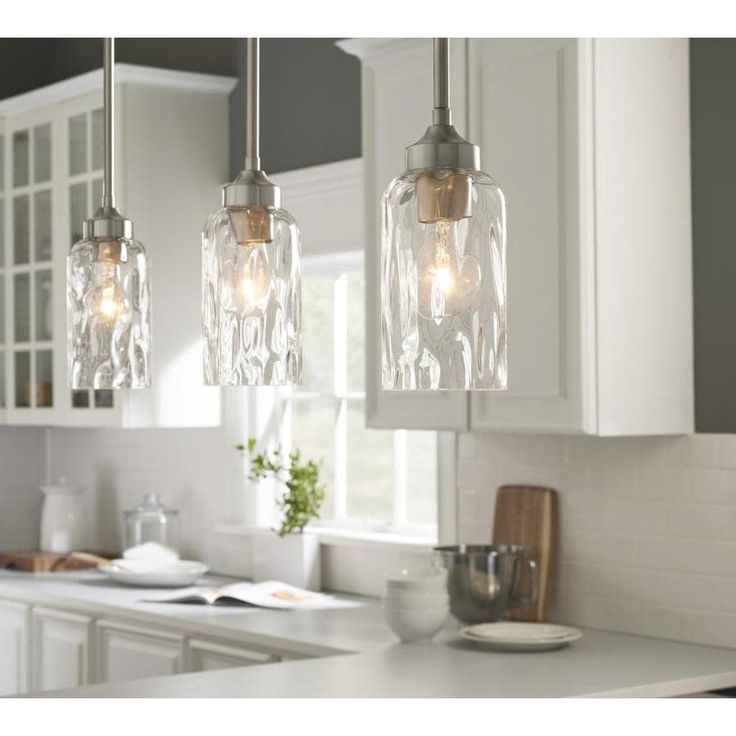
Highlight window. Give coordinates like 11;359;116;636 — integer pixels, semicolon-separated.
280;252;438;538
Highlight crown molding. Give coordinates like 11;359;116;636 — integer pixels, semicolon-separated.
0;64;237;117
337;38;430;69
271;158;363;201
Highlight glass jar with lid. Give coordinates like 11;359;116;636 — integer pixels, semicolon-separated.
123;493;180;558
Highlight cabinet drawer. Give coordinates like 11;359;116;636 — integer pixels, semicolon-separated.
31;606;92;692
187;637;281;673
95;619;185;684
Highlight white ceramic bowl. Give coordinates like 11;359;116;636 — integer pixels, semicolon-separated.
385;568;448;591
384;591;450;607
383;603;449;643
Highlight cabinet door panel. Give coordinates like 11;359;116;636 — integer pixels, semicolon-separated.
0;599;30;695
187;638;280;673
31;607;92;692
469;39;595;433
350;39;470;430
96;620;184;684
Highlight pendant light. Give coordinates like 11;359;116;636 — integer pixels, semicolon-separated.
381;38;507;391
67;38;151;389
202;38;302;386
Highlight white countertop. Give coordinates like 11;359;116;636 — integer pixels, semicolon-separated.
3;570;736;698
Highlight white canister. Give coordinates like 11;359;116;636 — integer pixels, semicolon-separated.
40;478;85;554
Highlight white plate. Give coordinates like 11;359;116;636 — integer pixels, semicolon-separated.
460;622;583;652
98;559;209;588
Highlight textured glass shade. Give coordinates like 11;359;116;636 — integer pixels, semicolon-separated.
202;205;302;386
67;237;151;389
381;167;507;390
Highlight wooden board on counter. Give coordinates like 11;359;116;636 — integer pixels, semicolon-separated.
493;484;558;622
0;550;112;573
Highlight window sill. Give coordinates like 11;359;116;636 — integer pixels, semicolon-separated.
214;523;437;555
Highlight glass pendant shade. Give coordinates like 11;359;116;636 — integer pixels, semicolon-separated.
202;38;302;387
381;38;507;391
202;205;302;385
66;38;151;390
382;166;507;391
67;237;151;389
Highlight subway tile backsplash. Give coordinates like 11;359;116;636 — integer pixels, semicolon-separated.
0;427;45;550
458;432;736;649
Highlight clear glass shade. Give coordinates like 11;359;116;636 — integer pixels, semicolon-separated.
381;167;507;390
202;205;302;386
67;237;151;389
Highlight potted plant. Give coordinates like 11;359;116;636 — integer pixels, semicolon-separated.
237;439;326;591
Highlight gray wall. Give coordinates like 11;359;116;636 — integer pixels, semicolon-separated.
0;38;361;177
229;39;361;175
691;40;736;432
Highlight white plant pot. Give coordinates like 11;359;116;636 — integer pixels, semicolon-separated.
251;531;321;591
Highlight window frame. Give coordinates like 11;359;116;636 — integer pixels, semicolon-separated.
281;250;438;540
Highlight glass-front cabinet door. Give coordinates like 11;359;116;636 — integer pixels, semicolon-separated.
1;95;122;426
6;119;56;423
64;102;117;424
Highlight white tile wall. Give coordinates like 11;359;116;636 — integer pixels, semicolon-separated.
45;426;418;596
0;427;46;549
458;432;736;648
48;426;235;563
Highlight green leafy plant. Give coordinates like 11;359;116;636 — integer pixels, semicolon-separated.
237;438;326;537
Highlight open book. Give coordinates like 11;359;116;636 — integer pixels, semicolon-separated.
147;580;358;610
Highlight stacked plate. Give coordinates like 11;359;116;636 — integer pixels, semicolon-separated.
383;568;449;643
460;622;583;652
98;559;209;588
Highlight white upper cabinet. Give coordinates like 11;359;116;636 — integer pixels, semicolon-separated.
0;65;236;428
342;38;693;436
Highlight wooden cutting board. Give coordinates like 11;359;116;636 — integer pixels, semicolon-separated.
492;485;558;622
0;550;112;573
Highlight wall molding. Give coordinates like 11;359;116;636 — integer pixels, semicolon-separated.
0;64;237;117
272;158;363;200
337;38;429;69
271;158;364;257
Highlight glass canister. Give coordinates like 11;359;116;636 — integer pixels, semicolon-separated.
123;493;180;558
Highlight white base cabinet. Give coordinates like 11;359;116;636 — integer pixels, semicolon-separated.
0;599;30;696
31;607;92;692
187;638;280;673
0;596;300;694
95;620;184;684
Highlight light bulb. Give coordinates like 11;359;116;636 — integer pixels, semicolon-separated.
85;258;128;326
416;219;481;320
224;242;272;314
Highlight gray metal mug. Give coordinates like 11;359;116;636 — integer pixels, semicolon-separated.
433;544;539;624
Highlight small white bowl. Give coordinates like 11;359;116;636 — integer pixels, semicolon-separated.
384;591;450;607
384;604;449;643
386;568;447;590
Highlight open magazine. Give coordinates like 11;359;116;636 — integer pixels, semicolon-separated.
146;580;359;610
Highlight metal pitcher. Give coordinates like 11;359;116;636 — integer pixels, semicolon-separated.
433;544;539;624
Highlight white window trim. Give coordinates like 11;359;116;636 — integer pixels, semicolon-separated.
215;158;458;553
215;522;436;554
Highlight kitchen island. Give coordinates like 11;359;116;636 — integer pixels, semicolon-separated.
2;570;736;698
